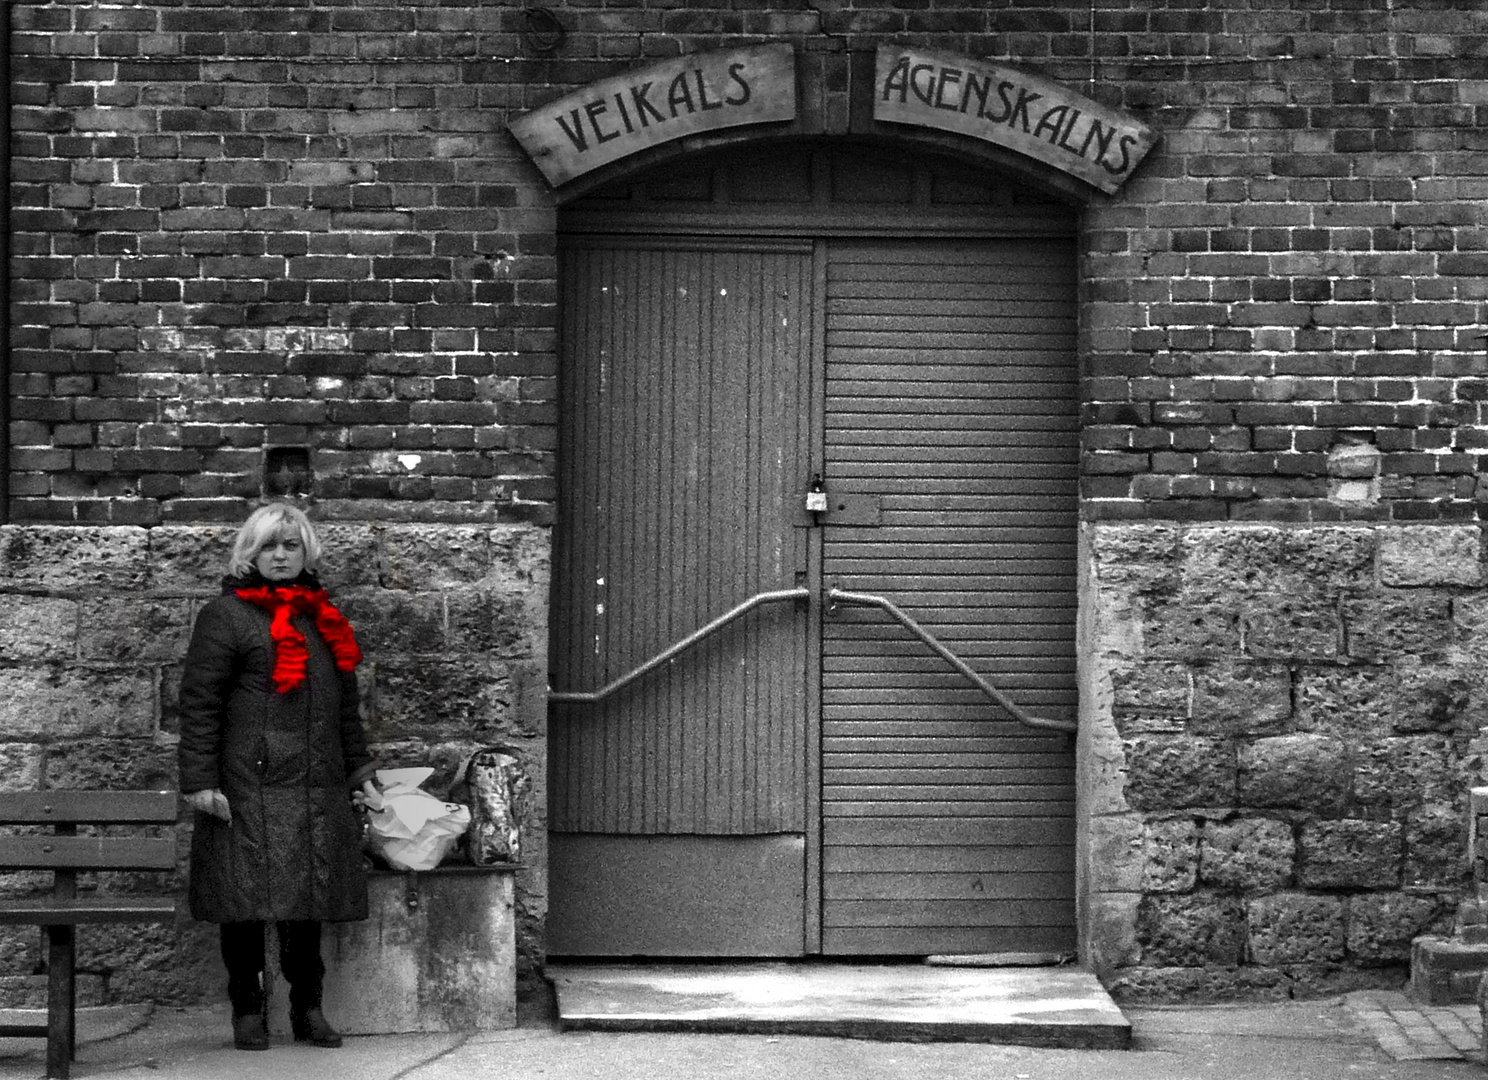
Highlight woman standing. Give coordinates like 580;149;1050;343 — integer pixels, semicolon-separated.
178;503;378;1051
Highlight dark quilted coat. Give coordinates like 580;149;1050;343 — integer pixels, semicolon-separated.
178;575;376;924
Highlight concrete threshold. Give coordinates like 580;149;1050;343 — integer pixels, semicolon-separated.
547;961;1132;1049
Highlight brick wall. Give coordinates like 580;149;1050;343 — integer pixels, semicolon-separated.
0;522;549;1005
4;0;1488;1004
9;3;1486;525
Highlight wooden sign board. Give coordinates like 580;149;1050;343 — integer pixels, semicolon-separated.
510;45;797;187
872;45;1157;194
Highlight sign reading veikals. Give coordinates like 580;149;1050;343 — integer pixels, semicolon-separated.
510;45;797;187
873;45;1156;194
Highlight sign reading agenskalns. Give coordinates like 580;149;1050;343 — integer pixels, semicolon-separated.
509;45;797;187
873;45;1156;194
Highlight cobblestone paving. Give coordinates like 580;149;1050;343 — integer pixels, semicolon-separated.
1347;991;1482;1063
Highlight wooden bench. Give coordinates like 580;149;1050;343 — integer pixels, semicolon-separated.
0;791;178;1079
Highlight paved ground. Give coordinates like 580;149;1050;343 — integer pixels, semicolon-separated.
1;990;1483;1080
1346;990;1482;1062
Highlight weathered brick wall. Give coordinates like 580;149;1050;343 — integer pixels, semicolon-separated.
9;3;1485;524
1081;522;1478;999
5;0;1488;1004
0;522;548;1005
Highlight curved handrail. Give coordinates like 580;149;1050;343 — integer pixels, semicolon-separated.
550;586;810;705
827;586;1077;734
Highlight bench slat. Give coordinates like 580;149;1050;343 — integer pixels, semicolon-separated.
0;896;178;926
0;836;177;871
0;791;177;825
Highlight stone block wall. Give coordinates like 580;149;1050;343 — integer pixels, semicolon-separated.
0;522;548;1006
1081;521;1480;1000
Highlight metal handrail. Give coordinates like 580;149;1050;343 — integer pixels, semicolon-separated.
827;586;1077;734
550;586;810;705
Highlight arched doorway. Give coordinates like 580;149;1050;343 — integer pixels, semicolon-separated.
548;140;1080;957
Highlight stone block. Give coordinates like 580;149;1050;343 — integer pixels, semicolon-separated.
1085;813;1144;893
1090;523;1181;589
378;524;491;589
0;666;156;738
445;586;533;658
267;867;517;1034
1297;819;1402;889
1123;735;1235;810
315;523;381;590
1247;893;1345;964
368;657;517;742
1237;734;1350;811
1391;663;1472;734
1104;963;1291;1004
1238;591;1341;661
1080;890;1141;975
1354;735;1461;810
1410;935;1488;1004
1191;662;1292;736
1293;666;1392;739
41;739;178;793
1199;816;1295;891
0;595;77;660
1342;591;1454;661
1110;661;1189;716
1406;806;1470;889
78;597;192;662
1180;526;1283;593
334;588;446;657
1138;892;1247;966
1347;894;1446;963
0;743;43;791
1378;525;1482;587
1277;526;1375;584
146;525;235;593
1142;817;1199;893
1141;590;1238;660
0;526;149;591
486;524;551;588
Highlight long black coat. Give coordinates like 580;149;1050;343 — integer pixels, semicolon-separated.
178;578;376;924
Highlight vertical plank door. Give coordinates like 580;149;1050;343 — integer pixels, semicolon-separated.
549;239;816;955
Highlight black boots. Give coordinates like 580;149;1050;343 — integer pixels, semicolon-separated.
231;1011;270;1051
290;1006;344;1048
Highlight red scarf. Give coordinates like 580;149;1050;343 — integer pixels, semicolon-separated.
234;585;363;693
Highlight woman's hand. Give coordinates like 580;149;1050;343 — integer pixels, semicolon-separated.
186;788;231;823
351;779;383;811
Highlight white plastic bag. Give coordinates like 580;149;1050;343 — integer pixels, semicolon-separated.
363;767;471;872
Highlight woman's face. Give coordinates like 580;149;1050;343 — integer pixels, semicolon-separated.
254;526;306;582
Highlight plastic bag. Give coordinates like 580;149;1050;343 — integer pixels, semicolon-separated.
450;747;529;865
363;767;471;872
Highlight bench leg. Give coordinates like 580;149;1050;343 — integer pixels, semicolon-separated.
45;925;75;1080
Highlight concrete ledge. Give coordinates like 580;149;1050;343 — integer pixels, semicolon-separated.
270;864;519;1035
549;962;1131;1049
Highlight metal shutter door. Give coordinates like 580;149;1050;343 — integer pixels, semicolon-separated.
820;237;1079;955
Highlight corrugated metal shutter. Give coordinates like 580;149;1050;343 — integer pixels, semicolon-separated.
820;238;1079;955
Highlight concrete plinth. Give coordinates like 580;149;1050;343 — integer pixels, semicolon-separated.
1410;936;1488;1006
549;962;1132;1049
270;865;518;1034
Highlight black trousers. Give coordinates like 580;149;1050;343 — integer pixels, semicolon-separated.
219;920;324;1018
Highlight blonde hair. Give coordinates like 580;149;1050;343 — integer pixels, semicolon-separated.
227;503;322;578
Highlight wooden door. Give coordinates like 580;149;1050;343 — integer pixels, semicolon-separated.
548;238;816;956
819;238;1079;955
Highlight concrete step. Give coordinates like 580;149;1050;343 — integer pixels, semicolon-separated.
547;961;1132;1049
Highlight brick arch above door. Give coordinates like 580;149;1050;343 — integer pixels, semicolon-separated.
558;139;1079;240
